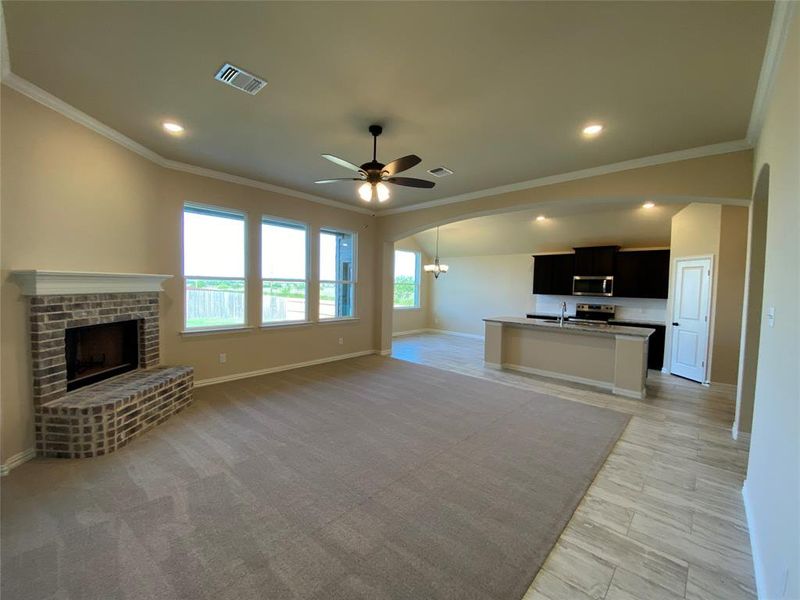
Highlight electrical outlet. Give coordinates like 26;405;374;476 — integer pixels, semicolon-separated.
338;337;344;345
219;353;227;364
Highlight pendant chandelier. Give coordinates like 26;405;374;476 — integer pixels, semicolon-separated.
423;226;449;279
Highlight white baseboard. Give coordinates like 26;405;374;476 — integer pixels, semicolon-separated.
731;421;751;443
427;328;485;340
194;349;378;387
502;362;614;392
392;329;430;337
612;386;646;400
0;448;36;476
390;328;485;341
378;349;392;356
742;480;766;599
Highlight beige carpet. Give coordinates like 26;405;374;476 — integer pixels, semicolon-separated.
1;355;629;600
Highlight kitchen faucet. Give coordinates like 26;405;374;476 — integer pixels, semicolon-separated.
559;301;567;326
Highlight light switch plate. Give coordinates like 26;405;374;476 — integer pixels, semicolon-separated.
767;306;775;328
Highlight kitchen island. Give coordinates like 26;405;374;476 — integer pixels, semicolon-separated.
483;317;655;399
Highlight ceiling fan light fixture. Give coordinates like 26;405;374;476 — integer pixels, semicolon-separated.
316;124;435;204
376;182;390;203
358;182;374;202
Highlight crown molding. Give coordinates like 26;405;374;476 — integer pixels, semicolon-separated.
746;1;797;145
0;71;375;216
159;159;373;215
3;71;164;163
1;11;758;221
376;139;752;216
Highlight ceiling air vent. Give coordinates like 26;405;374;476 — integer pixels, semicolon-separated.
427;166;454;178
214;63;267;95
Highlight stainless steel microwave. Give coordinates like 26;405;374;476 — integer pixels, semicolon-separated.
572;275;614;297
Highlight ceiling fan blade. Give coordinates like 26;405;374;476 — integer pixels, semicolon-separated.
321;154;364;173
382;154;422;176
314;178;361;184
387;176;435;189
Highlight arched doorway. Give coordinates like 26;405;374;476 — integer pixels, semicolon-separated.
734;163;770;437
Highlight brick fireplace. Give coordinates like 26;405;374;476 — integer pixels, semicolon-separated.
13;271;194;458
30;292;161;404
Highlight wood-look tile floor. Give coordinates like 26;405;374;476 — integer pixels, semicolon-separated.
391;332;755;600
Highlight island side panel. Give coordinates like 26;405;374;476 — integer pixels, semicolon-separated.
484;321;503;368
613;335;649;399
502;326;616;389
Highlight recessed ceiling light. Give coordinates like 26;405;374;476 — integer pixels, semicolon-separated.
582;123;604;137
536;215;547;222
642;201;655;209
162;121;184;135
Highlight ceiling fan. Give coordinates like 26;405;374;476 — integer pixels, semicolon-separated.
315;125;435;203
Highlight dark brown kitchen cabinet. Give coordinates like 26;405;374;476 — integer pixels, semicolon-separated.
532;254;575;295
614;250;670;299
574;246;618;276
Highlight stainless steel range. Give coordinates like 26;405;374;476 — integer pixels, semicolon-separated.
569;303;616;324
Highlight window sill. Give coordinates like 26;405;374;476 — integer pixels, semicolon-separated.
317;317;360;324
180;325;254;336
394;307;422;311
260;320;313;330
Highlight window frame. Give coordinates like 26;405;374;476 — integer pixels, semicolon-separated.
318;227;358;321
181;202;248;333
260;215;311;327
393;249;422;310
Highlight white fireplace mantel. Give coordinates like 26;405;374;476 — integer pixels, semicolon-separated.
11;270;174;295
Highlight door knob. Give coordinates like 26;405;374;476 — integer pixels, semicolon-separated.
672;322;680;326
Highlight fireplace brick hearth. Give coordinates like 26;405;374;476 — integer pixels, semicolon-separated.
13;272;194;459
35;366;193;458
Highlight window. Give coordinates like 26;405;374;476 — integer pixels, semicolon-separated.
319;229;356;319
261;218;308;324
183;205;246;330
394;250;420;308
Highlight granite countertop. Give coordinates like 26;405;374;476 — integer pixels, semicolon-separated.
484;316;655;338
526;314;666;327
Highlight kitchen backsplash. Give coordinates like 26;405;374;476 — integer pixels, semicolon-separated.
530;295;667;323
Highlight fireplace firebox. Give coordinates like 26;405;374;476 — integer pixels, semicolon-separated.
65;320;140;391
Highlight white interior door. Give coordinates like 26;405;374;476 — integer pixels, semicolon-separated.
670;257;712;382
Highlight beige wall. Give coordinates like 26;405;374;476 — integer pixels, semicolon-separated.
735;174;768;435
664;202;747;385
392;236;431;334
378;151;754;242
430;254;534;336
712;206;748;384
745;10;800;600
0;85;377;462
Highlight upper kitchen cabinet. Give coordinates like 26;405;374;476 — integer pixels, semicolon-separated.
532;253;574;295
614;249;670;298
574;246;618;276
